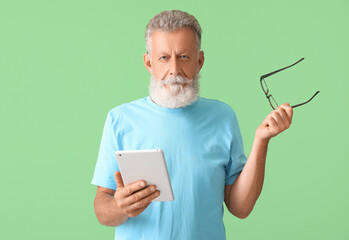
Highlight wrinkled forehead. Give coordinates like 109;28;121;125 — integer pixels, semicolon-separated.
151;28;197;54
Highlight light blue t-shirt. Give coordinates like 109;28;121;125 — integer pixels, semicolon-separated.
91;95;247;240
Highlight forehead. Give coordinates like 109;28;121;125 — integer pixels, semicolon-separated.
151;28;197;54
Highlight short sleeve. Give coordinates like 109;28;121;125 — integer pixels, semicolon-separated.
91;110;120;190
225;110;247;185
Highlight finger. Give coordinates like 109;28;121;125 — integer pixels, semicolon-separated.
124;185;157;206
267;115;279;134
120;180;147;198
126;202;151;218
276;107;290;128
138;202;151;212
278;103;293;123
114;171;125;189
271;111;286;130
125;190;160;213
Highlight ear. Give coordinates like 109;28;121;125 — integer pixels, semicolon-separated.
197;50;205;73
143;52;153;75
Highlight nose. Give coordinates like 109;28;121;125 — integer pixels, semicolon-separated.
169;57;180;76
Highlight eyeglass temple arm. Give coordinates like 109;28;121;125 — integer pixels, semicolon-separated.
260;58;305;80
291;91;320;108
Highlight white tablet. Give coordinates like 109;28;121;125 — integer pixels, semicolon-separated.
115;149;174;202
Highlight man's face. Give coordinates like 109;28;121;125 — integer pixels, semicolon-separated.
143;28;204;108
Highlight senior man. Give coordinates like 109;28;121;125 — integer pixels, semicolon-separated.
91;10;293;240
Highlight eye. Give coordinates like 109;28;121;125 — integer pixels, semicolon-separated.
181;55;189;59
159;56;167;60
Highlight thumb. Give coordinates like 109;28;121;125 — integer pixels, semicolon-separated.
114;171;125;189
261;117;269;128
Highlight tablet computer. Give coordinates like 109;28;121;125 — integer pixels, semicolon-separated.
115;149;174;202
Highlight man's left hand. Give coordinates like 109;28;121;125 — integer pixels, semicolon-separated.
255;103;293;142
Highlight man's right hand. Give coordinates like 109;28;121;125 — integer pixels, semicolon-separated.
113;171;160;218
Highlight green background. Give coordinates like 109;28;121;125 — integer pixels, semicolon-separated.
1;0;348;239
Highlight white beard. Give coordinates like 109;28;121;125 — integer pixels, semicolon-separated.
149;73;201;108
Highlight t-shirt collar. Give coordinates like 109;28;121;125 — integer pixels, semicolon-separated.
145;95;201;113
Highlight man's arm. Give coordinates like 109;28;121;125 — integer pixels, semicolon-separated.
224;138;269;219
224;103;293;219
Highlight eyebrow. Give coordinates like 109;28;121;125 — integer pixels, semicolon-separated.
158;49;195;55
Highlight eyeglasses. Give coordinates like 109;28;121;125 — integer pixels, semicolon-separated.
260;57;320;110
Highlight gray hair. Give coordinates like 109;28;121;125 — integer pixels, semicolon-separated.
145;10;202;61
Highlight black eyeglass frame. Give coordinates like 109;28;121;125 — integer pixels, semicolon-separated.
260;57;320;110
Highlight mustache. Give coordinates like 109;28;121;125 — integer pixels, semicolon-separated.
161;75;192;85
